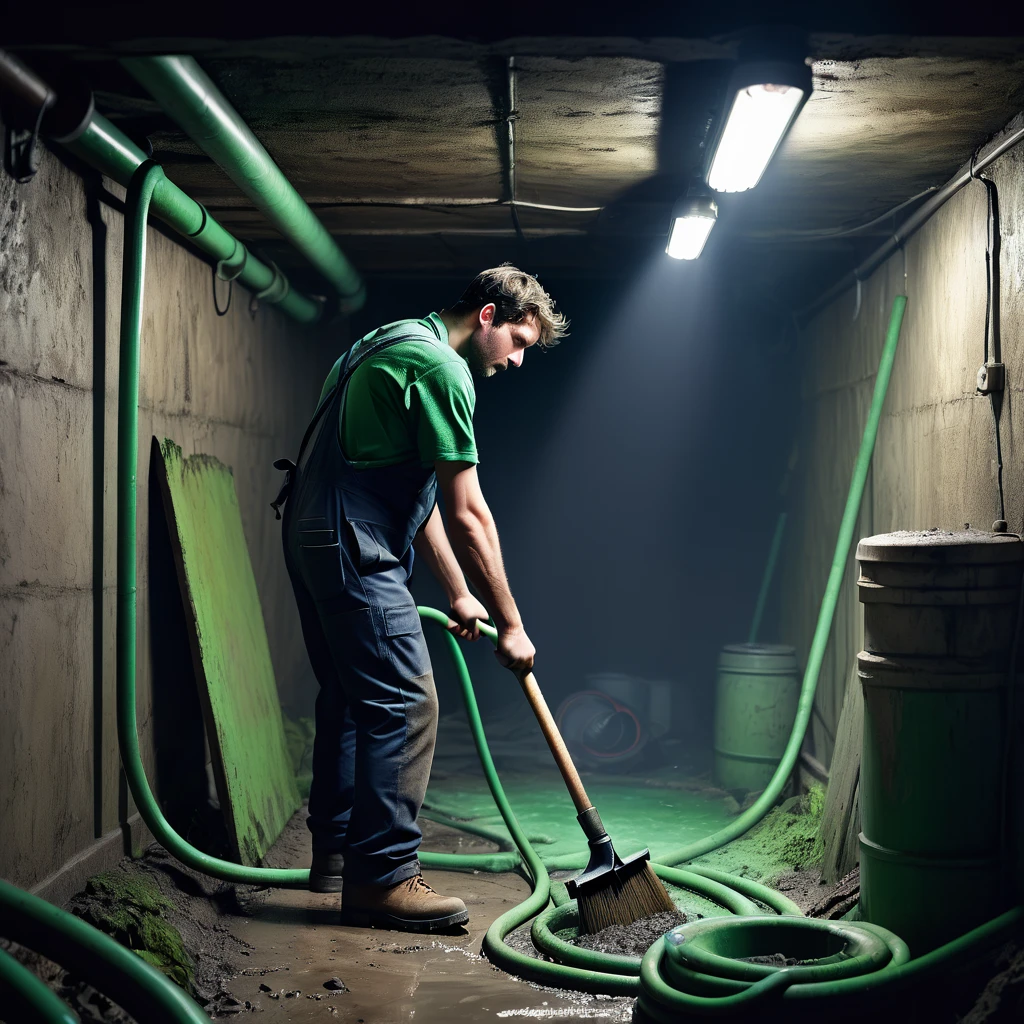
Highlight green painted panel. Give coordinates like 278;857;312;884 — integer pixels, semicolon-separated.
156;438;300;865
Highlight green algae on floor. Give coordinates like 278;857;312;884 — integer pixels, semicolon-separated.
423;769;736;870
692;784;826;886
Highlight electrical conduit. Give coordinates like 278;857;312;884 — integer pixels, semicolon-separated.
121;56;365;313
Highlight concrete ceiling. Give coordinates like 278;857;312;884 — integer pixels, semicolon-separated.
61;33;1024;305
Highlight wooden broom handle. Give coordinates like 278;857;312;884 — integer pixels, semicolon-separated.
517;670;593;814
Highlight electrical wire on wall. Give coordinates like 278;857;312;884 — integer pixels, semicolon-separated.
974;160;1007;525
506;57;526;244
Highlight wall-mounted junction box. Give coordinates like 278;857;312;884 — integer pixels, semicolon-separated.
977;362;1005;395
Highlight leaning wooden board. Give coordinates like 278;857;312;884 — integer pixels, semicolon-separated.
155;438;300;864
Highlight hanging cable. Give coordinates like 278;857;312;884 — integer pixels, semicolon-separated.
975;168;1006;523
211;264;232;316
766;186;938;241
506;57;527;243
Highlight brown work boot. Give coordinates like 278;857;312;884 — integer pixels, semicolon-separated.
340;874;468;933
309;851;345;894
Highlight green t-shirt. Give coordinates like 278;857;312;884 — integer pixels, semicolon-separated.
319;312;478;469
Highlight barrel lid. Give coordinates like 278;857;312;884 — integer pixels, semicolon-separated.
857;529;1023;564
721;643;796;657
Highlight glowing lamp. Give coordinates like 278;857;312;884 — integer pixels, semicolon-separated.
665;195;718;260
706;60;811;193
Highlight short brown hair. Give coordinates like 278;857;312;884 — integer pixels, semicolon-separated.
450;264;568;347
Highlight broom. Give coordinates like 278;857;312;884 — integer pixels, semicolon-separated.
513;667;675;933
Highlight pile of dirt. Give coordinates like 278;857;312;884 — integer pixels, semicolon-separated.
573;910;687;958
738;952;804;966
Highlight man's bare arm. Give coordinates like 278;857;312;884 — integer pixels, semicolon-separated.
433;461;535;672
413;503;487;640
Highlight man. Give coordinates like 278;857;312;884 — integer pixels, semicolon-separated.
278;265;567;933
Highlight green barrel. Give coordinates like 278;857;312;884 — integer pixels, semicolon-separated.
857;529;1023;954
713;644;800;793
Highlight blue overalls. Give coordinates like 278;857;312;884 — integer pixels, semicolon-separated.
276;333;439;887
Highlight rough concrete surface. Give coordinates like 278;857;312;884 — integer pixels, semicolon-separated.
0;134;337;890
70;36;1024;287
780;139;1024;767
778;119;1024;902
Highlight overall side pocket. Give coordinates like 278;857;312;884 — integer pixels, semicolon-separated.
295;517;346;601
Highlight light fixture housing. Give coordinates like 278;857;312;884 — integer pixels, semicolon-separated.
665;195;718;260
706;59;812;194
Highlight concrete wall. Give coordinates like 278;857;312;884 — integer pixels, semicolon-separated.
0;140;334;890
779;119;1024;765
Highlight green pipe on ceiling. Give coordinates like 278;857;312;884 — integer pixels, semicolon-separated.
63;113;322;324
122;55;366;313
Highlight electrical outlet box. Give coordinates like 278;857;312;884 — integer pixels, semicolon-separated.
977;362;1005;394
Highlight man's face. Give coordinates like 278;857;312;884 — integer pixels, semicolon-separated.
466;304;541;378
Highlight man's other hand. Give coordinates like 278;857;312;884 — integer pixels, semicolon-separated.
495;627;536;675
447;594;489;641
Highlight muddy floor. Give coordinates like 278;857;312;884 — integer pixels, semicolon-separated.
219;812;635;1022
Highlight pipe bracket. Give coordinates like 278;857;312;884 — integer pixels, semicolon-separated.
255;260;290;304
216;239;248;282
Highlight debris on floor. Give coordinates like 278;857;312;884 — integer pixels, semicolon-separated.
573;910;687;958
807;866;860;920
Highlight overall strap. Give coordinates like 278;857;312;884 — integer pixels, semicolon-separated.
295;331;427;468
271;332;432;519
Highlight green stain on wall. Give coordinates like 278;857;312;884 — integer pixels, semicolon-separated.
156;439;300;865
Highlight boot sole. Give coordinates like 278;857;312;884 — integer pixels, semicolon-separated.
339;906;469;933
309;872;345;894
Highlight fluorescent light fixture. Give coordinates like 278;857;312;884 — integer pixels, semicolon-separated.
666;195;718;260
707;60;811;194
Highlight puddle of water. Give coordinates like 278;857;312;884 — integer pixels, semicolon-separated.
218;817;635;1022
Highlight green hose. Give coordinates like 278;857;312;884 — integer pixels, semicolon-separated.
636;909;1021;1019
655;295;908;867
114;161;518;886
0;879;208;1024
0;943;79;1024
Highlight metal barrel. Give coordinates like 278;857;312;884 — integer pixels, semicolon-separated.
713;644;800;793
856;529;1024;954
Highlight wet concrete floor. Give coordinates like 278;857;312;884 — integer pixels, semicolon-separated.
220;817;634;1023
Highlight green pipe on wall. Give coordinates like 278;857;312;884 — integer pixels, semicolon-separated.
654;294;909;867
122;56;365;313
63;115;322;324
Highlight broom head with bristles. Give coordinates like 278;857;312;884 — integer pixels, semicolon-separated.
566;839;676;934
